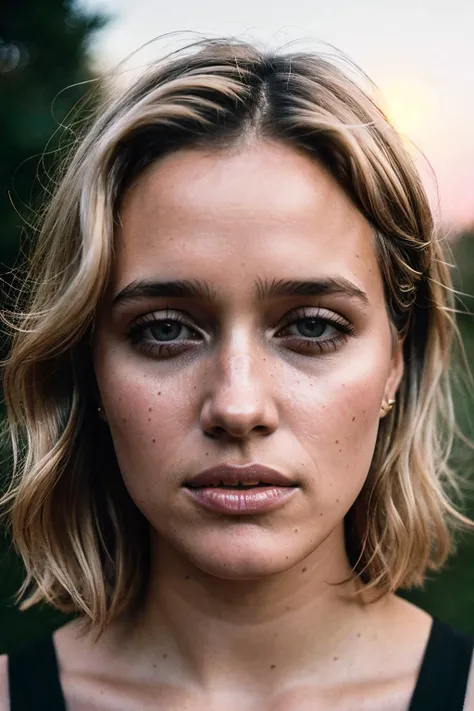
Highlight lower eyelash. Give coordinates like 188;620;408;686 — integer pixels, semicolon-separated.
289;332;349;354
134;341;183;358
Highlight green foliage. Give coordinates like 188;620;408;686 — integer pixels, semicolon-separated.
0;0;108;268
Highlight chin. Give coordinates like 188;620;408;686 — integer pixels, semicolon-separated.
184;536;295;580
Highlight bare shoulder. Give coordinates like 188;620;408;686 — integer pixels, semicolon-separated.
0;654;9;711
463;651;474;711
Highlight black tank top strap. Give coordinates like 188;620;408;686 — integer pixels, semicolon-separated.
6;618;474;711
7;634;67;711
408;617;474;711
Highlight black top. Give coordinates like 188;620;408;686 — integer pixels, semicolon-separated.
7;617;474;710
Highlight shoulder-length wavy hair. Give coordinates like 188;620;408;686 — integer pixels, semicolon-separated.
1;38;471;632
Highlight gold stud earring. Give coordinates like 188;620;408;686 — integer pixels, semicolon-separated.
381;398;396;414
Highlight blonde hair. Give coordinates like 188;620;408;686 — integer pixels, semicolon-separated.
2;38;471;632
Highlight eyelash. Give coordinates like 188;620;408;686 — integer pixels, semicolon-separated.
127;307;355;358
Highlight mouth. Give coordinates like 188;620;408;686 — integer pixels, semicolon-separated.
183;464;299;514
186;481;281;490
184;463;298;490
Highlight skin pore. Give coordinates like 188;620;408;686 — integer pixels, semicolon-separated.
50;139;437;711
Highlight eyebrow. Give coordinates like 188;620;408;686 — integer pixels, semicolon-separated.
112;276;369;308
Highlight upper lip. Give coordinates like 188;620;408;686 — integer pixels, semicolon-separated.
185;464;297;488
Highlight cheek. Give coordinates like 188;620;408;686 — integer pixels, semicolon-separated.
282;352;387;502
94;353;195;491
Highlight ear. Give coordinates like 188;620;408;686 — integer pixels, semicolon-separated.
380;337;404;419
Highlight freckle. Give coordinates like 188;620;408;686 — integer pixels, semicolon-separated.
336;498;340;503
339;449;342;453
356;633;361;638
335;440;339;444
320;512;323;516
205;452;209;456
148;407;153;412
302;568;307;573
162;653;168;658
294;528;298;533
286;556;289;559
270;664;276;669
152;438;156;443
148;418;151;422
333;656;339;662
152;663;156;668
122;417;127;423
285;605;291;611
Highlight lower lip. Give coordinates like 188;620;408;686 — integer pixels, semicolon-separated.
184;486;298;514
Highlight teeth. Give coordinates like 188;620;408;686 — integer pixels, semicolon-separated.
220;481;262;486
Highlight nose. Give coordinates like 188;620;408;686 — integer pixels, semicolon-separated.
200;350;279;439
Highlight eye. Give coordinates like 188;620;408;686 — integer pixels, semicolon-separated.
127;310;203;358
144;319;194;342
276;308;354;354
285;317;334;339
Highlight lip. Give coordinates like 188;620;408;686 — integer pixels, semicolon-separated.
184;463;297;488
184;485;298;515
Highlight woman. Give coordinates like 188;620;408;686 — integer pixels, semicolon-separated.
1;38;473;710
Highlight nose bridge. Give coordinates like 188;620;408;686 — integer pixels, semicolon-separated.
225;351;255;389
216;342;265;413
200;331;278;437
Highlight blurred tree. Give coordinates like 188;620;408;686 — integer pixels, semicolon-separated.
0;0;108;652
0;0;108;268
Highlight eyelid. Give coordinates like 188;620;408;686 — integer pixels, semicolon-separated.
276;306;353;332
127;309;204;342
127;305;354;339
129;309;198;329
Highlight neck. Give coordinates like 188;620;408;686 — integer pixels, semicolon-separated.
115;525;384;693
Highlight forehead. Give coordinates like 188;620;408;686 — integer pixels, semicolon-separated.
113;140;382;300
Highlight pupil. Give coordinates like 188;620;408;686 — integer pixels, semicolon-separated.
150;321;181;341
297;318;325;338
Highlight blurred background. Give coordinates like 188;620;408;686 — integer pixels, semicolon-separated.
0;0;473;652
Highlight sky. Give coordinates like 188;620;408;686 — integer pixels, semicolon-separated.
78;0;474;230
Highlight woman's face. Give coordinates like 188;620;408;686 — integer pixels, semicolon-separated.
94;140;403;579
